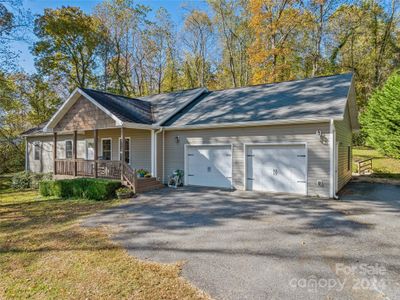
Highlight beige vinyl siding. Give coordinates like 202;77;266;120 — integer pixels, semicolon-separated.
335;105;353;191
27;136;54;173
164;123;331;197
27;128;151;174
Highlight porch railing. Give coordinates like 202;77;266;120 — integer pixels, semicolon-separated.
55;159;122;180
54;159;138;192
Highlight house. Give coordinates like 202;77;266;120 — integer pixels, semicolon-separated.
22;73;359;198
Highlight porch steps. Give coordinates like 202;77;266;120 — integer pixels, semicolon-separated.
134;177;165;193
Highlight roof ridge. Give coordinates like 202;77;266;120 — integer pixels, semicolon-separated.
138;87;204;99
81;88;150;104
209;72;353;93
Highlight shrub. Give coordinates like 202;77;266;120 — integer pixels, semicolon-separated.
39;180;55;196
11;172;53;190
115;187;133;199
11;172;31;189
39;178;121;200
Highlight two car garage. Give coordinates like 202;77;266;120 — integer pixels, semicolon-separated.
184;144;308;195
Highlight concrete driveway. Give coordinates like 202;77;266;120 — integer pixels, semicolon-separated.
85;182;400;300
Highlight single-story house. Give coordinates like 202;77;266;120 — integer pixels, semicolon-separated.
22;73;359;198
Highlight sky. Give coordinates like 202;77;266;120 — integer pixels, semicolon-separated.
14;0;208;74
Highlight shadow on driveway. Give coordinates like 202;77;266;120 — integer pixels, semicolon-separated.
85;184;400;300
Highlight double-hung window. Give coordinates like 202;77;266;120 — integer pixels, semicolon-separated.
65;140;73;159
102;139;112;160
34;142;40;160
119;138;130;164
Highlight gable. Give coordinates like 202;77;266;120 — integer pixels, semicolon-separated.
54;96;116;131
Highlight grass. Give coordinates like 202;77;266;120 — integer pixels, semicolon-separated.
353;147;400;179
0;175;208;300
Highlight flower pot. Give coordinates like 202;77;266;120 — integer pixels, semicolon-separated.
117;192;133;199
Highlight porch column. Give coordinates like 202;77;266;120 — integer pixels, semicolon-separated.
120;127;125;181
94;129;98;178
73;130;77;176
53;132;57;175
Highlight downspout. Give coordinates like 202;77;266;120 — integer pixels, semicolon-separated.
25;137;28;172
154;128;163;179
162;129;165;183
330;119;339;199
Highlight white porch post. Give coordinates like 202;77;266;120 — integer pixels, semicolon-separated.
151;130;156;177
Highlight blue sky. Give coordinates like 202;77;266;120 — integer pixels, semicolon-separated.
14;0;208;73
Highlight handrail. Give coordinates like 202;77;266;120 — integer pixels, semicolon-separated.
122;162;136;193
54;159;138;192
357;158;372;175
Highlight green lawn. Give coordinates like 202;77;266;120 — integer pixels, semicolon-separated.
0;175;207;300
353;147;400;179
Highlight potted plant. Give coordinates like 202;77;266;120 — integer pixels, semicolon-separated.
116;187;133;199
137;169;148;178
144;173;152;178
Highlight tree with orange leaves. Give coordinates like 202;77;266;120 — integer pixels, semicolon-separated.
248;0;308;84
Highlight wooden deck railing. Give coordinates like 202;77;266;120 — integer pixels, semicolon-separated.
55;159;138;191
122;162;137;193
357;158;373;175
55;159;122;180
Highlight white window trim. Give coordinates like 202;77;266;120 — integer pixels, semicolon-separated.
101;138;112;160
118;137;131;164
33;141;41;161
65;140;73;159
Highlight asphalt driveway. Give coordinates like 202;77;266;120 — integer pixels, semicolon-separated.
85;182;400;300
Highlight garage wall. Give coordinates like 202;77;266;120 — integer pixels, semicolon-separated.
335;105;353;191
163;123;331;197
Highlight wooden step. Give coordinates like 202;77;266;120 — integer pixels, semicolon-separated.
136;183;164;193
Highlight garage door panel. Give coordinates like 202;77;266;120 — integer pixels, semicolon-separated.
186;145;232;188
246;144;307;195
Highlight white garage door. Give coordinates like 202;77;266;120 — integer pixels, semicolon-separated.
185;145;232;188
246;144;307;195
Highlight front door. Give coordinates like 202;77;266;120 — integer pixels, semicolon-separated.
86;139;95;160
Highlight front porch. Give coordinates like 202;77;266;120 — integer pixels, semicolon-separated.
51;127;162;193
54;158;164;193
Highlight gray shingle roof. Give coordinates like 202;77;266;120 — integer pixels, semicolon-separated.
23;73;354;136
81;88;153;124
20;122;47;136
138;88;205;124
164;73;353;127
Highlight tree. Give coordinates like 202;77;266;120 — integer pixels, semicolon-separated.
208;0;252;88
248;0;307;84
328;1;400;107
0;0;31;70
33;6;104;89
182;10;214;87
360;70;400;159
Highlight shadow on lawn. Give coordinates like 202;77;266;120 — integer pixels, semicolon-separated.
0;196;119;254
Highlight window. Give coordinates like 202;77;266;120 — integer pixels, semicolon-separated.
34;142;40;160
102;139;112;160
65;140;73;159
119;138;130;164
347;146;351;171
